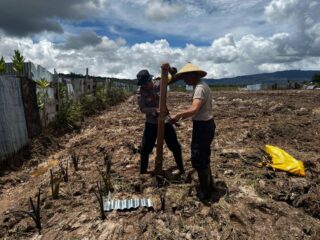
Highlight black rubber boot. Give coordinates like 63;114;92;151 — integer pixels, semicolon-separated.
140;155;149;174
208;167;215;191
196;168;213;201
173;151;184;174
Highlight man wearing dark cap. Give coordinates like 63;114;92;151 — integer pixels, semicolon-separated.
136;69;184;174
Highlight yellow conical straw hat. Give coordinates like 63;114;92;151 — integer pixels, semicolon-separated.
175;62;207;79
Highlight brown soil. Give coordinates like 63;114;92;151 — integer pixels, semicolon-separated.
0;90;320;239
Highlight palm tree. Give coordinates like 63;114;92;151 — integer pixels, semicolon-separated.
0;56;5;74
12;50;25;75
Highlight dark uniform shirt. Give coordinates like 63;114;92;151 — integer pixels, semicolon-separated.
137;82;162;124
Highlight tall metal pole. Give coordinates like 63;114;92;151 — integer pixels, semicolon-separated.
155;65;169;174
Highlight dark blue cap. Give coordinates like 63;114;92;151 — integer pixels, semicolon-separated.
136;69;153;86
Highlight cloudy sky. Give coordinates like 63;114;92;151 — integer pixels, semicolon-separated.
0;0;319;79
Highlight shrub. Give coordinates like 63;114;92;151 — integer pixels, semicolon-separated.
56;102;83;130
81;94;97;116
106;88;130;105
95;85;107;111
0;56;5;74
54;80;132;131
58;83;68;100
37;78;50;127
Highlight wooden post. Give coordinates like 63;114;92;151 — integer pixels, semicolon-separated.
54;69;60;111
155;65;169;174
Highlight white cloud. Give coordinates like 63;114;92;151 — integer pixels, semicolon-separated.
1;28;319;80
145;0;184;21
265;0;300;22
264;0;320;56
102;0;267;42
211;34;238;63
183;34;239;63
1;0;320;80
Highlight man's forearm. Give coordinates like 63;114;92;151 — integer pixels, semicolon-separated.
177;107;198;120
140;107;157;115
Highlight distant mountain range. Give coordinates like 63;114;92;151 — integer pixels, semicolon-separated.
173;70;319;86
59;70;319;87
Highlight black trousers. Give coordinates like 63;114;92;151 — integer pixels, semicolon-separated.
140;122;181;157
191;119;216;170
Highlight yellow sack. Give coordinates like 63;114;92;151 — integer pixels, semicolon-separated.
263;145;305;177
31;159;59;177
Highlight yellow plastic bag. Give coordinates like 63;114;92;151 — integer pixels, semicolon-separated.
263;145;305;177
31;159;59;177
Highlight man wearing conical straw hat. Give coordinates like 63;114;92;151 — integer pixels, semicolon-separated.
171;62;216;201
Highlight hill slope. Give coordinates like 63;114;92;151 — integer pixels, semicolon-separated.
172;70;319;86
207;70;319;86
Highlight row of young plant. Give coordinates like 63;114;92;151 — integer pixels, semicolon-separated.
60;86;130;130
15;152;113;234
0;50;132;131
16;151;169;235
37;79;132;131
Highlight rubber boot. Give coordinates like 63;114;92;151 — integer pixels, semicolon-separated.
196;168;213;201
208;167;215;191
140;155;149;174
173;151;184;174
